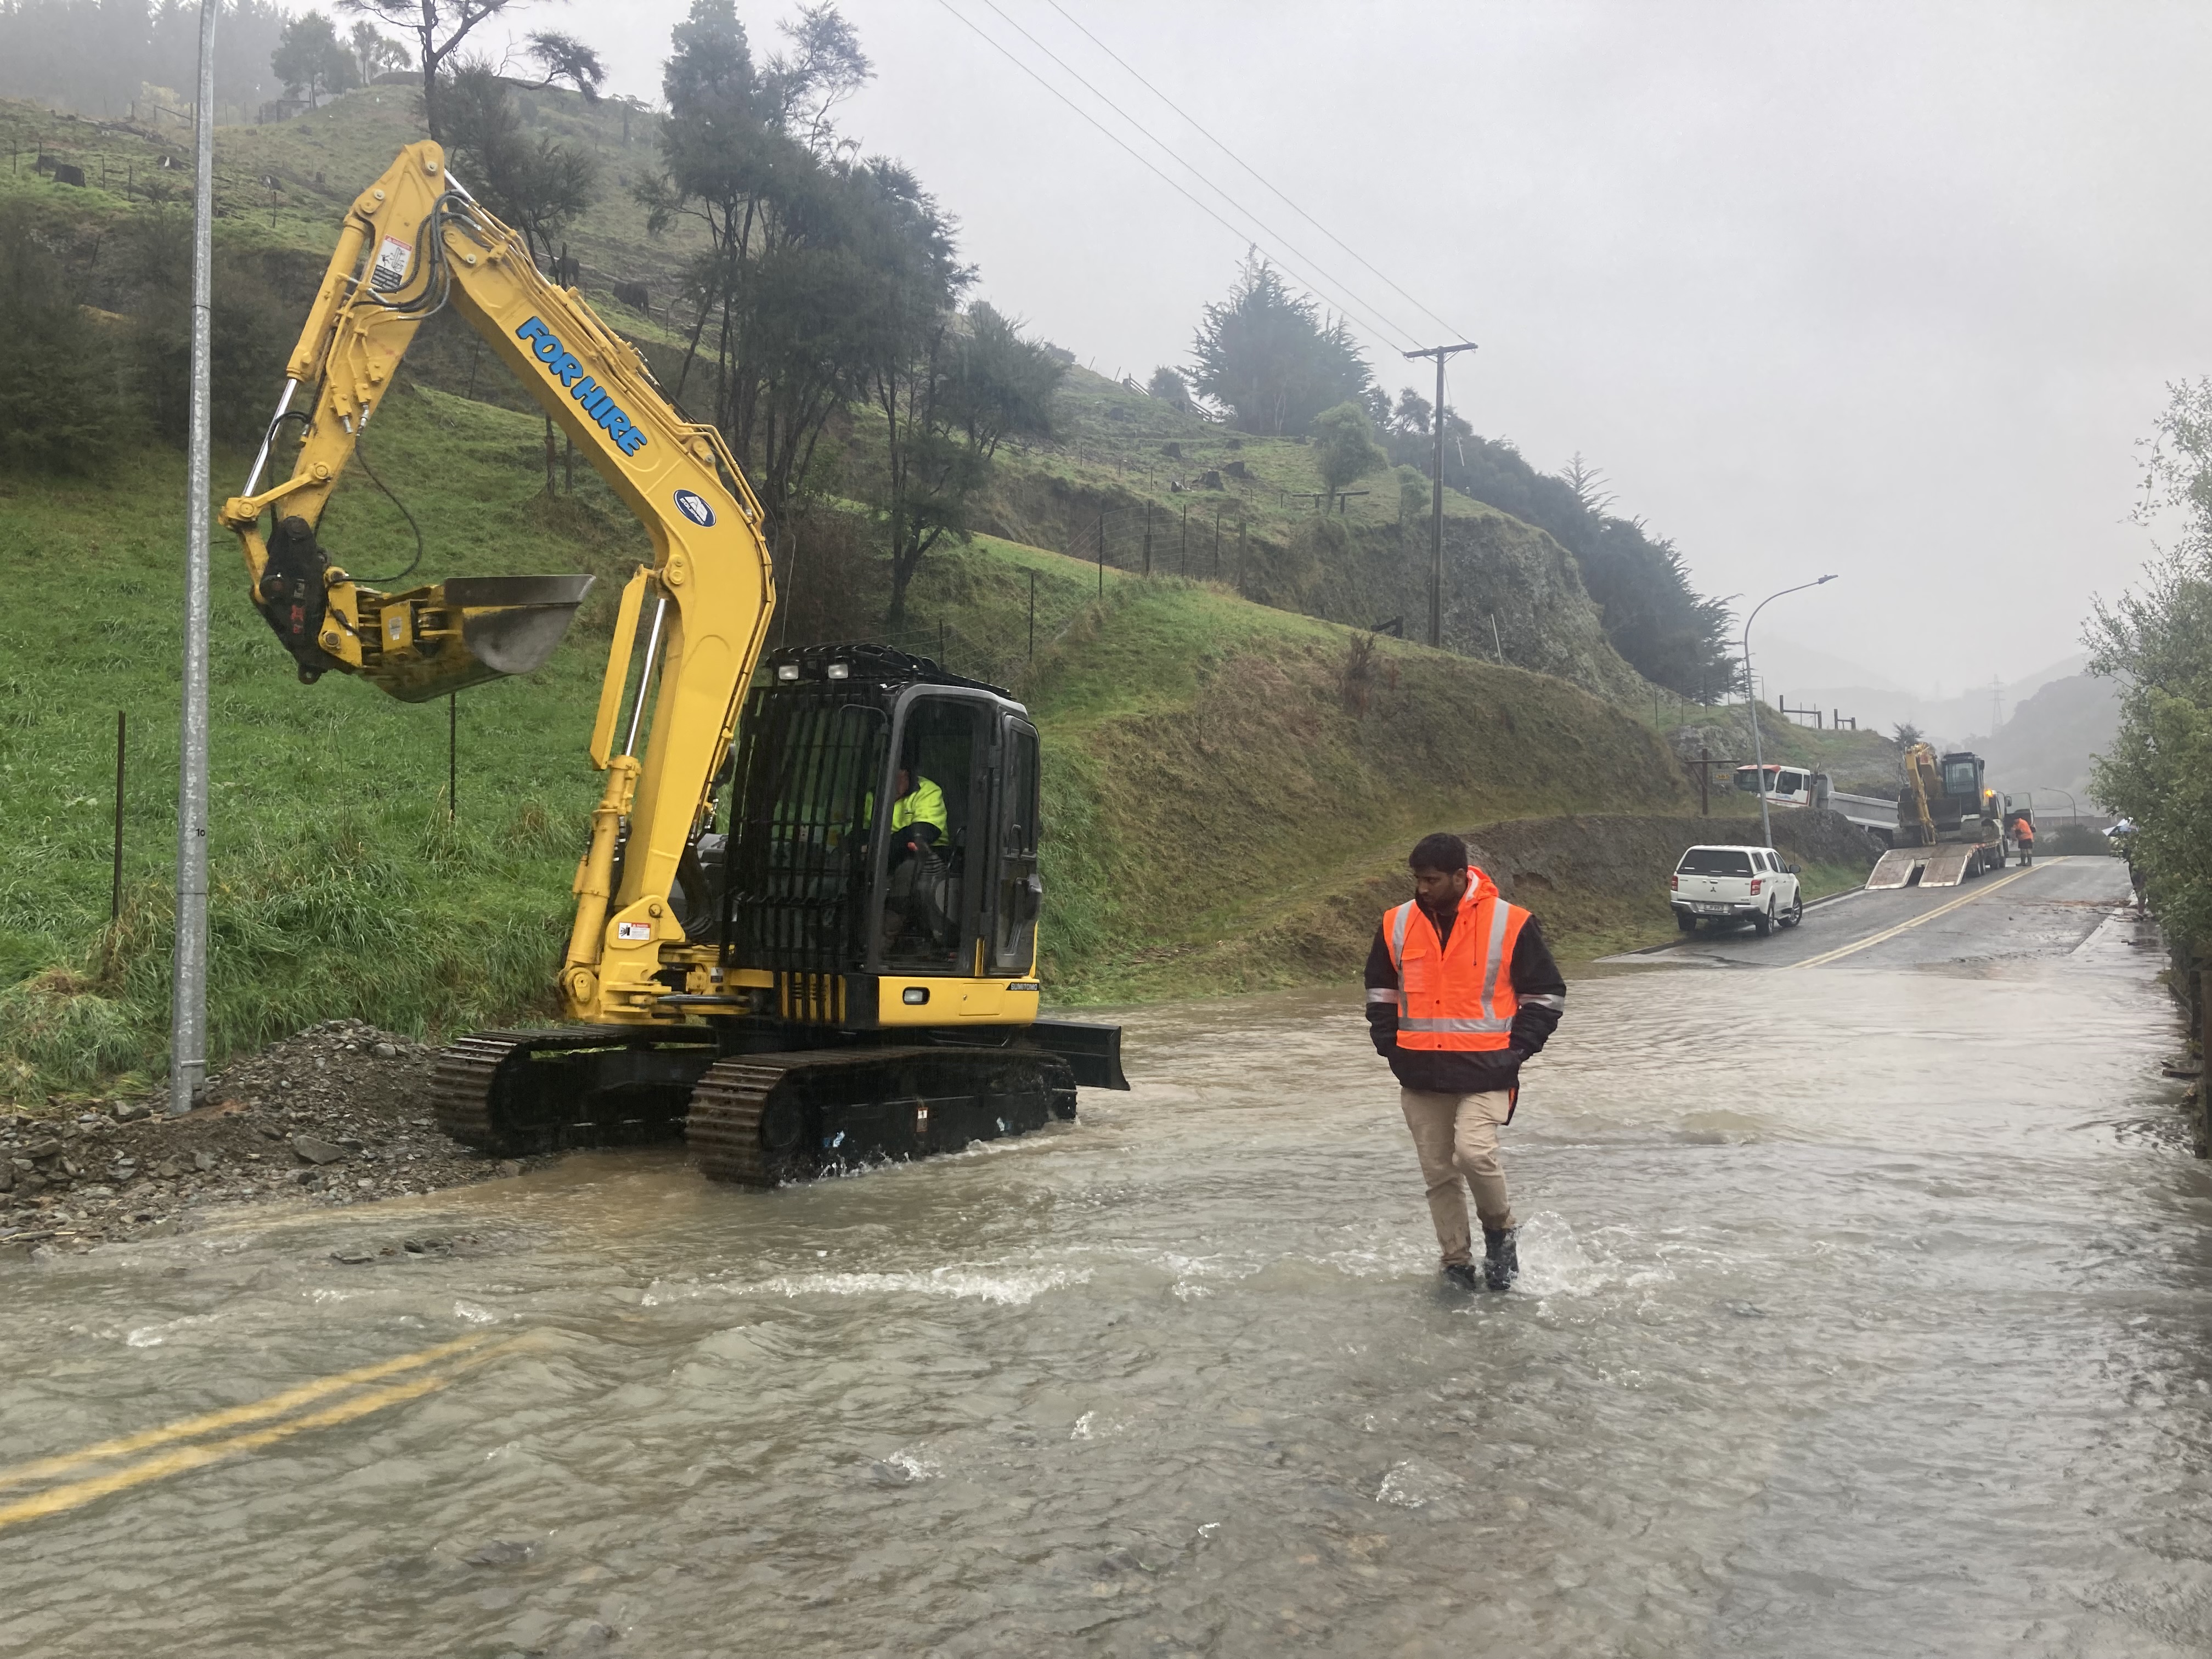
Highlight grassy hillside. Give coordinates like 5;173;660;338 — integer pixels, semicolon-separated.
0;371;1705;1104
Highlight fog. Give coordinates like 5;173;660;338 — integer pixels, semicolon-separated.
540;1;2211;691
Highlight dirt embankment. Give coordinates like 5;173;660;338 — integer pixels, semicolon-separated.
1;1019;551;1254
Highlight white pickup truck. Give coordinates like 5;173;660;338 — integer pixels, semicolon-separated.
1670;844;1804;936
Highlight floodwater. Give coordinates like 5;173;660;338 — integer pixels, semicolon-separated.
4;862;2209;1657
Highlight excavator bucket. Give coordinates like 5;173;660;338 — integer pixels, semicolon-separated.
342;573;597;704
449;575;599;675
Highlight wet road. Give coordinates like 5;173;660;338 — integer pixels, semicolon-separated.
4;857;2208;1657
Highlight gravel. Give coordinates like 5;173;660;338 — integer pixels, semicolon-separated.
0;1019;552;1252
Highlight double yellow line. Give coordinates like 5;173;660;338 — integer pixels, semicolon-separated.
1786;860;2048;971
0;1330;522;1532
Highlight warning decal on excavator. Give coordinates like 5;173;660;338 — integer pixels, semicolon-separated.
369;235;412;292
616;922;653;941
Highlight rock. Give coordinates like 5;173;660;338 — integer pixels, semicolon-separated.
291;1135;347;1165
497;1160;523;1178
24;1140;59;1161
0;1166;10;1194
114;1102;150;1124
153;1159;182;1180
192;1149;217;1172
330;1249;375;1265
372;1042;397;1059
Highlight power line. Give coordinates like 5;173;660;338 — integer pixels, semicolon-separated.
1045;0;1469;346
972;0;1421;350
930;0;1415;354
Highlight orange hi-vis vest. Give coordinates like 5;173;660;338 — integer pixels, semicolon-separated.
1382;868;1530;1051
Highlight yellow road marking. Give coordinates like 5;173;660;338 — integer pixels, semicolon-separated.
0;1332;490;1491
0;1336;524;1533
1786;860;2048;970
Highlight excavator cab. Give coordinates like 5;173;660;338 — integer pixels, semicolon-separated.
701;642;1041;995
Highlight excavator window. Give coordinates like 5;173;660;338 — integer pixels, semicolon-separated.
881;696;986;970
721;690;889;972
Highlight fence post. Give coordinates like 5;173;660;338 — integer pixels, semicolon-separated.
1214;506;1223;575
112;709;126;920
1143;503;1152;576
1181;505;1189;575
1097;505;1104;599
1027;569;1035;662
448;693;457;821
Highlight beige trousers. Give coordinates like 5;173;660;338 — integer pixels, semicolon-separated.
1399;1087;1516;1267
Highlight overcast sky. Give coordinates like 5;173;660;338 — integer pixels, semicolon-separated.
537;0;2210;696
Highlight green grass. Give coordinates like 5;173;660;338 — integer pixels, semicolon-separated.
1;373;1704;1102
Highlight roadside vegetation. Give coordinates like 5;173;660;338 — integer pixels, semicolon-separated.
2091;382;2212;1046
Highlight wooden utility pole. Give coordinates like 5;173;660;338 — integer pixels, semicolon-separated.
1402;342;1478;649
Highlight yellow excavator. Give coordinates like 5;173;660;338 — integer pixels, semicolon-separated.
1864;743;2010;890
219;142;1124;1183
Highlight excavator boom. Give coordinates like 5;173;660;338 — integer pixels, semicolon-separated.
219;142;775;1027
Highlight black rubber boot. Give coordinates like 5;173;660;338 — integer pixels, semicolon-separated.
1442;1263;1480;1291
1483;1227;1519;1291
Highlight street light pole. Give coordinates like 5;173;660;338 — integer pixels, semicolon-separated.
1741;575;1838;849
170;0;217;1116
2041;786;2077;826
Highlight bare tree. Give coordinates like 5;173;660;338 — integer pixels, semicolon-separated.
338;0;534;142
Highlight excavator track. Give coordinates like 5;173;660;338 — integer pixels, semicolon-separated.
430;1025;719;1157
687;1046;1078;1187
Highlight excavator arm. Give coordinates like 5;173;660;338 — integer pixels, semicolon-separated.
218;141;776;1025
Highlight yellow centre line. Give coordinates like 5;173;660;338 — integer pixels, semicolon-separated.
1785;860;2050;971
0;1331;492;1491
0;1336;526;1534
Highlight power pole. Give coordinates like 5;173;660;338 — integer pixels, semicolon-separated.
1402;342;1478;649
170;0;217;1117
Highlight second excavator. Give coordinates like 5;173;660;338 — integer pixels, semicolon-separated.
219;142;1124;1184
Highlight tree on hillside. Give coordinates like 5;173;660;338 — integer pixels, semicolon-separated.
1392;387;1432;436
2087;378;2212;951
519;30;605;99
338;0;538;142
1374;420;1734;695
1892;721;1922;748
1148;364;1192;410
348;20;412;86
0;0;290;121
870;297;1064;630
1189;257;1370;436
272;10;359;109
1310;399;1386;499
644;0;898;520
442;60;598;495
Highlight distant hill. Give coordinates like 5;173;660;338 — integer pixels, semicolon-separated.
1977;673;2119;807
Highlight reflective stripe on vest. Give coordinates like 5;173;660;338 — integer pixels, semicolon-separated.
1383;884;1529;1051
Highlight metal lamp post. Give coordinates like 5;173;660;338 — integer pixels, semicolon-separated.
1741;575;1838;849
170;0;217;1115
2041;787;2077;826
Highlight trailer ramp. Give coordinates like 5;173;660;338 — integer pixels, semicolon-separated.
1916;845;1979;888
1866;849;1925;889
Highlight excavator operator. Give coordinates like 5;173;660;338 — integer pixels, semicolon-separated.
884;756;951;948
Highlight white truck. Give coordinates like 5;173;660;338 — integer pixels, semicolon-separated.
1733;764;1900;845
1670;844;1805;936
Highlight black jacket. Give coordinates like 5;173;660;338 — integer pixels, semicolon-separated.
1364;904;1566;1094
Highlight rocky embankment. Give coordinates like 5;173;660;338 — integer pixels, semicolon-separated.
0;1019;548;1254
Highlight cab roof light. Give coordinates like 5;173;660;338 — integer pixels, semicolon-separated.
826;661;850;680
775;662;800;682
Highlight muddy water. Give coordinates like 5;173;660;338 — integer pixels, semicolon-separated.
4;909;2209;1656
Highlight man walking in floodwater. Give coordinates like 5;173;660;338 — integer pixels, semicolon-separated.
1366;833;1567;1291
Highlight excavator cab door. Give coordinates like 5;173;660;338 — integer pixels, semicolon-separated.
989;718;1043;974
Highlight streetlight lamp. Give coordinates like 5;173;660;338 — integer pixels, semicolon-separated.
1742;575;1839;849
2041;787;2077;826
